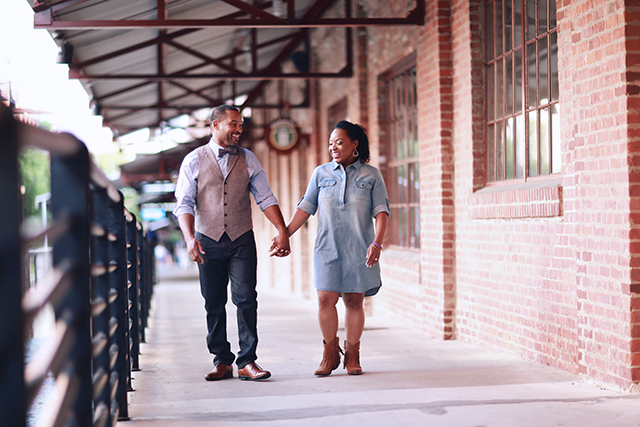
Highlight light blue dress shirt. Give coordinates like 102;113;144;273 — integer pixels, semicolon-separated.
297;160;390;295
173;140;279;218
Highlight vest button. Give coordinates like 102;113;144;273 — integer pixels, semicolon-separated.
224;213;227;216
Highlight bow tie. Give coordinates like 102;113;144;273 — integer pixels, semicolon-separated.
218;146;239;157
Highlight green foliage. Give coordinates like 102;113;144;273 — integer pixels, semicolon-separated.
37;121;55;132
121;186;141;220
19;148;50;219
92;148;131;180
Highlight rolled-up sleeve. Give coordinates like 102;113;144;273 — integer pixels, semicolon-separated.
245;150;279;211
297;168;320;215
173;151;198;218
371;168;390;218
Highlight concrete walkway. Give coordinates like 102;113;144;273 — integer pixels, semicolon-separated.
119;266;640;427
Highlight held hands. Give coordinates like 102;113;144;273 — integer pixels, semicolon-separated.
187;237;205;263
269;232;291;257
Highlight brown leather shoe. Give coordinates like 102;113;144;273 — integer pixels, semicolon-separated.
204;364;233;381
237;362;271;381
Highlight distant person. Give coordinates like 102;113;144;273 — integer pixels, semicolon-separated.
174;105;290;381
164;239;176;263
273;120;389;376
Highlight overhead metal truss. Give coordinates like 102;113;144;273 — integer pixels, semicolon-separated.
29;0;424;134
77;28;321;113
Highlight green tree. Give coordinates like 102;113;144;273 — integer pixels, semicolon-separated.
19;147;50;219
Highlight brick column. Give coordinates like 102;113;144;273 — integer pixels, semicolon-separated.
356;3;369;131
626;1;640;387
417;0;456;340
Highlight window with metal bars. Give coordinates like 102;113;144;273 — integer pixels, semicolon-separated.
384;62;420;249
486;0;559;182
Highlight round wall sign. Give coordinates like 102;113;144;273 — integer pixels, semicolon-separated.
268;119;299;153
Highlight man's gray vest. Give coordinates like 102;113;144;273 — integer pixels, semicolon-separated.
194;145;253;241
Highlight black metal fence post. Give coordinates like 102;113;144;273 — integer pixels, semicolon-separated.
138;227;148;343
50;139;93;426
127;213;141;372
146;237;156;335
0;99;26;427
108;193;129;421
91;186;114;427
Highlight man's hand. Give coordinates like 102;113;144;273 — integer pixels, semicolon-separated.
269;233;291;257
178;214;204;263
186;236;205;263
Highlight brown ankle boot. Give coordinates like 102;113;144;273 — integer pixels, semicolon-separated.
344;340;362;375
314;337;343;376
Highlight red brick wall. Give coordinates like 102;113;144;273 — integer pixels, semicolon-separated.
252;0;640;390
557;0;632;388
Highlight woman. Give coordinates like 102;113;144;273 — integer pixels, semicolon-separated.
279;120;389;376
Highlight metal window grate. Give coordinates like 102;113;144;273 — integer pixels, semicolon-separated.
486;0;559;182
385;63;420;248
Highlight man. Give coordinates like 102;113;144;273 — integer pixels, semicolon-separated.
174;104;290;381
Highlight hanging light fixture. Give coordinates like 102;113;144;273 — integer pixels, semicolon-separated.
273;0;284;17
54;33;74;64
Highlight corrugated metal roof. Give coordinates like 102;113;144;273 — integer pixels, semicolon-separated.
28;0;320;137
26;0;424;140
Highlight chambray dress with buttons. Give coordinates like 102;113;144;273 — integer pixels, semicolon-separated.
297;160;390;296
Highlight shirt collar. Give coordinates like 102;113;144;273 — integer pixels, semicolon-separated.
332;159;363;171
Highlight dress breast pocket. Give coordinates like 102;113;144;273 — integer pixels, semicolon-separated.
353;180;372;200
319;179;337;199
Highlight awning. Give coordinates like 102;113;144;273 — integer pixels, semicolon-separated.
27;0;424;138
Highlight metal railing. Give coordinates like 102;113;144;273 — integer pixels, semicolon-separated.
0;103;155;427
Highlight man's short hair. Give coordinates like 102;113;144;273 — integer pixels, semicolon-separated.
210;104;240;124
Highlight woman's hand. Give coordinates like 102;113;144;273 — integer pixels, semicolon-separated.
365;243;381;268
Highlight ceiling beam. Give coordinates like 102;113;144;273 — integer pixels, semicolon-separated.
104;105;215;111
35;16;423;29
70;71;351;81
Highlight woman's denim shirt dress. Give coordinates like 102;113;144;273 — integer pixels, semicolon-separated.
297;160;390;295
